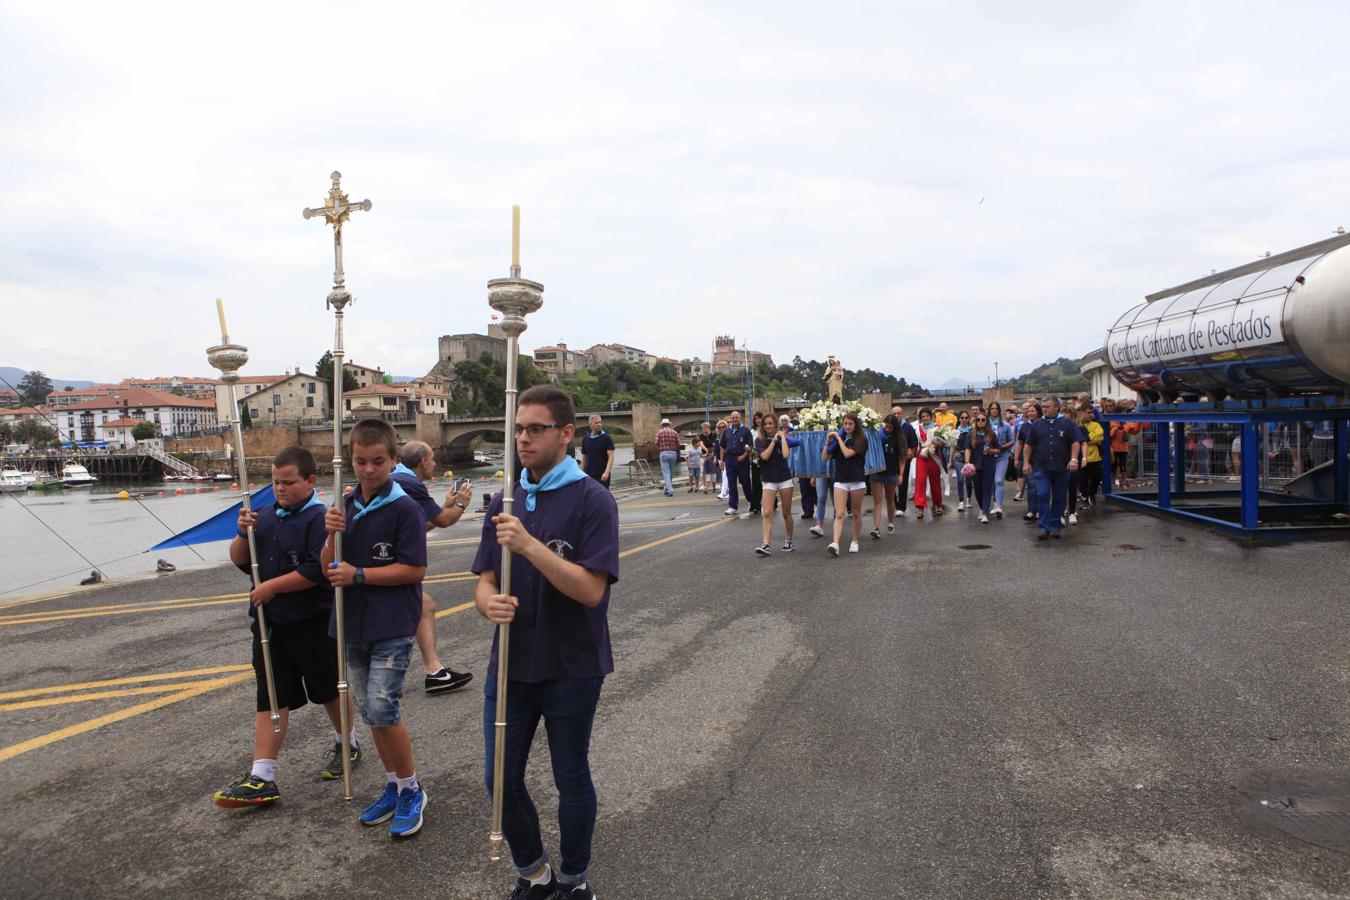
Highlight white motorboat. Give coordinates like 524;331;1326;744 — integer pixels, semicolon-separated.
61;463;98;487
1;468;28;494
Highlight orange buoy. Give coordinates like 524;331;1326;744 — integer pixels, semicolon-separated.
231;482;238;489
157;491;164;496
194;487;201;494
175;487;184;495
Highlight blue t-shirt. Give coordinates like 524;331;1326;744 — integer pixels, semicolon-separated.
331;480;428;643
830;434;867;483
472;476;620;682
1025;416;1084;473
392;464;441;523
241;492;332;627
581;431;615;479
755;435;793;483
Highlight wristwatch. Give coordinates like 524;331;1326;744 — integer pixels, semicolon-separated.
454;501;467;509
354;566;365;585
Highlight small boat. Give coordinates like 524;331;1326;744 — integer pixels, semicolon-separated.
212;473;233;482
61;463;98;487
28;474;64;492
1;468;27;494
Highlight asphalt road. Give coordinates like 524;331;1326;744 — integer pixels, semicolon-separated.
2;484;1348;899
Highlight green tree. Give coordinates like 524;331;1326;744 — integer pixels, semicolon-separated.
0;422;13;445
14;419;58;449
18;370;53;406
316;351;360;392
240;404;253;429
132;422;157;441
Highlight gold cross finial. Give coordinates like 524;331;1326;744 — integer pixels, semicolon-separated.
302;171;372;292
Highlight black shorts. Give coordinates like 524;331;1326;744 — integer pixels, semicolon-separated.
251;617;339;713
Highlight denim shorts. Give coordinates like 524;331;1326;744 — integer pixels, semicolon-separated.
345;635;415;727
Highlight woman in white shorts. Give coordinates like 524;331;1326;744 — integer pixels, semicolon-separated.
753;415;798;556
823;412;870;556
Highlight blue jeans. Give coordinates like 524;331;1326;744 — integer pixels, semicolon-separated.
483;675;604;883
1034;469;1070;533
345;635;415;727
659;450;677;494
993;456;1009;507
814;476;833;525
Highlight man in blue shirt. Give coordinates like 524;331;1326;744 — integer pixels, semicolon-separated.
474;385;619;900
393;441;475;695
719;409;754;516
579;414;615;488
1022;397;1082;539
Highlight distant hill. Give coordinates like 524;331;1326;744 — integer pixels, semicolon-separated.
938;376;993;391
0;366;95;393
1005;357;1089;395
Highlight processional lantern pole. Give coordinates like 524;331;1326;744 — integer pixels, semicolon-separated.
487;205;544;861
207;299;281;735
303;171;372;802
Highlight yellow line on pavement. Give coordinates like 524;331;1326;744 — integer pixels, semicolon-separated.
0;683;196;712
434;600;476;619
0;664;252;701
0;591;247;623
0;674;252;764
0;597;243;627
619;518;728;558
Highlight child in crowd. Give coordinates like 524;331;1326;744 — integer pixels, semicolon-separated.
686;436;704;492
321;419;429;838
214;446;359;809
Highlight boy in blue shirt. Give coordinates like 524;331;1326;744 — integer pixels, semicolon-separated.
321;419;429;838
474;385;620;900
213;446;360;809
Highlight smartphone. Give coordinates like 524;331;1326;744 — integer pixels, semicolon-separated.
456;477;471;491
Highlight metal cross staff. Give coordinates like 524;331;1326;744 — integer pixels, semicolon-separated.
303;170;371;802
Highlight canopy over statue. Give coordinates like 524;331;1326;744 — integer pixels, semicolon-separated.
824;356;845;403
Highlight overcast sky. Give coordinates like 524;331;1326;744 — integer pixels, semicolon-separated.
3;1;1349;390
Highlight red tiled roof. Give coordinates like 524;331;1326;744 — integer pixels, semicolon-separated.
58;387;216;411
345;384;412;396
104;417;147;428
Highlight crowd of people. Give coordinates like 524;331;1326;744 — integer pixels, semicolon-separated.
580;395;1128;551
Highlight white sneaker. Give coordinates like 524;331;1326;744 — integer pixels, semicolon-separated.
979;513;989;524
886;523;895;534
957;501;966;511
848;540;859;553
1068;513;1078;525
896;509;907;518
724;508;737;516
827;542;839;557
992;505;1003;519
809;524;824;538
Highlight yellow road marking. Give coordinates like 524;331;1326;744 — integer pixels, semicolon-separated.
0;591;246;622
0;673;252;764
0;683;197;712
0;664;252;701
0;516;725;764
0;597;243;627
619;518;728;558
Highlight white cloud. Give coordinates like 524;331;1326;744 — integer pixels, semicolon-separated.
3;0;1349;389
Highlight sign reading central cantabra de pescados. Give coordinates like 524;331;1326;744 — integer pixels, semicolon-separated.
1107;296;1282;369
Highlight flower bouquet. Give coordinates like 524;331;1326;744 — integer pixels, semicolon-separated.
919;424;958;460
789;399;886;477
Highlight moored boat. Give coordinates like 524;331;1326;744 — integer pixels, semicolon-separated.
61;463;98;487
1;468;27;494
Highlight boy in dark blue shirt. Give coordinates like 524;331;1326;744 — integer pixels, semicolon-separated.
321;419;429;838
214;447;359;809
474;385;619;900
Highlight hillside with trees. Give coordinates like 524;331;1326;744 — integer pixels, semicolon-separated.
1005;357;1090;396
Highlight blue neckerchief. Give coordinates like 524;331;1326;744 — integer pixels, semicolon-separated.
351;479;407;522
520;455;588;512
588;429;607;438
959;424;971;433
392;462;420;482
275;489;324;519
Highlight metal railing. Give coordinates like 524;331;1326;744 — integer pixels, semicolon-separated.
137;443;199;477
1120;421;1334;489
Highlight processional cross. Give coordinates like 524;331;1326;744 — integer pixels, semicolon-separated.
303;171;373;304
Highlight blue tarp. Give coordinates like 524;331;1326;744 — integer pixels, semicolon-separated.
149;484;276;551
789;429;887;478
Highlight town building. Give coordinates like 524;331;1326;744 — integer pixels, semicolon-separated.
241;373;329;425
0;406;56;426
102;417;148;450
343;361;386;389
212;374;292;423
0;389;19;408
119;376;219;399
711;335;774;370
533;342;594;377
1079;349;1136;402
54;388;217;444
437;329;507;368
48;385;120;407
343;384;449;420
586;343;648;367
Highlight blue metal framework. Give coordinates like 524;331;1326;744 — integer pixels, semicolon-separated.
1102;396;1350;537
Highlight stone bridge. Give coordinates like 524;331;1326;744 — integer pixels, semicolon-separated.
168;390;1003;471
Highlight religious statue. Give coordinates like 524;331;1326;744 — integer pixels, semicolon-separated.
824;356;845;404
